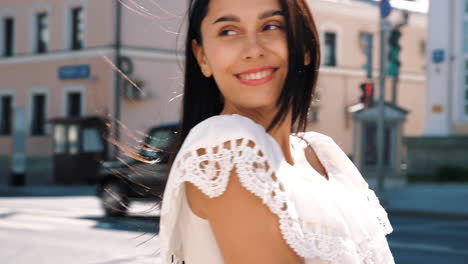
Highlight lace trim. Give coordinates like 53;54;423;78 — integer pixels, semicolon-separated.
169;137;357;262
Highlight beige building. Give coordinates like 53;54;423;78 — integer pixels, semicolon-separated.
400;0;468;179
0;0;186;185
307;0;427;187
0;0;427;186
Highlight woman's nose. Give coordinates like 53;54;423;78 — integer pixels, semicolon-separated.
242;34;265;60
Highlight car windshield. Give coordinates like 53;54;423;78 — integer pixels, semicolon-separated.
141;128;175;160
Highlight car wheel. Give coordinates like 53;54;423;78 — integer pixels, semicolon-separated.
101;181;129;217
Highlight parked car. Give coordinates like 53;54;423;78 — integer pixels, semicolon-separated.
96;122;178;216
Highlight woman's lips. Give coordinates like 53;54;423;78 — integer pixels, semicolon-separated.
235;68;278;86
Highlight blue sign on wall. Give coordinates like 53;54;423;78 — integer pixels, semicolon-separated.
380;0;392;18
432;49;445;64
58;65;90;80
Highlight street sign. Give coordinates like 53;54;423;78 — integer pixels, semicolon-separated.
380;0;392;18
58;65;91;80
432;49;445;64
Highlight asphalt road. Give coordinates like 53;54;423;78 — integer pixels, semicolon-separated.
387;214;468;264
0;196;161;264
0;194;467;263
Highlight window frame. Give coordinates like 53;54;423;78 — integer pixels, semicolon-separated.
64;0;87;51
70;7;84;50
27;87;49;137
62;85;86;118
0;89;15;137
324;32;337;67
3;17;15;57
35;12;50;54
29;3;52;54
319;23;342;68
0;8;17;58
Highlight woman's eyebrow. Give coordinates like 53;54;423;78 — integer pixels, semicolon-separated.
213;15;239;24
259;10;284;20
212;10;284;25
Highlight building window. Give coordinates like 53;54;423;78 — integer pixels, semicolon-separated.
67;92;82;117
3;17;14;57
464;61;468;115
36;13;49;54
0;95;13;135
308;107;320;122
324;32;337;67
363;123;391;167
71;7;84;50
31;94;46;136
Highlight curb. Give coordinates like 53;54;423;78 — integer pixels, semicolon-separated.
0;185;97;197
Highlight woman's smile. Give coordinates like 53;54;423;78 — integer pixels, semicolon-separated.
235;66;279;86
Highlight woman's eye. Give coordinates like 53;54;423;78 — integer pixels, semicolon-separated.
264;24;282;31
219;29;237;36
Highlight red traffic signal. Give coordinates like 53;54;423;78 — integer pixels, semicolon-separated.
359;82;374;109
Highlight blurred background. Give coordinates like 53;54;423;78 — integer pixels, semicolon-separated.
0;0;467;263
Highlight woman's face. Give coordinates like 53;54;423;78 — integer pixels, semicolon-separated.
193;0;288;112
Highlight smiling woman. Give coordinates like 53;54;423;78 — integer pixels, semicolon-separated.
158;0;395;263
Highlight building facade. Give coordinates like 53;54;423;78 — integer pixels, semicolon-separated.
0;0;186;185
402;0;468;178
307;0;427;186
0;0;427;186
425;0;468;134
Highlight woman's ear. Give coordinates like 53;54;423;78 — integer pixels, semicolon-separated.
192;39;213;77
304;50;311;66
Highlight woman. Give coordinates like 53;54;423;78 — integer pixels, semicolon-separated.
159;0;395;263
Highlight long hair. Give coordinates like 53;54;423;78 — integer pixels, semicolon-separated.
171;0;321;157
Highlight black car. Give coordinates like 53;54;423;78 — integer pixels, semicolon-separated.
96;122;178;216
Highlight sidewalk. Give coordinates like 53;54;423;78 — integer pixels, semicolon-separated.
380;183;468;219
1;183;468;219
0;184;97;197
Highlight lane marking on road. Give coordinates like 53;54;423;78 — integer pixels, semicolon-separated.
0;210;99;232
10;214;97;227
0;206;101;218
0;220;54;231
389;241;468;256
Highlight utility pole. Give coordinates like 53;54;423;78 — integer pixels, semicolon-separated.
377;0;392;194
113;0;123;158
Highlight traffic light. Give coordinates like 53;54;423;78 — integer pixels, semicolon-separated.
387;29;401;78
361;33;373;79
360;82;374;109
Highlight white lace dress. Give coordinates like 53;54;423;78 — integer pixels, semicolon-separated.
159;114;395;264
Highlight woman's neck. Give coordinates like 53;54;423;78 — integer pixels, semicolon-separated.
219;106;295;166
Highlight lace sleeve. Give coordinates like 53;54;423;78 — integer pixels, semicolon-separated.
171;137;282;200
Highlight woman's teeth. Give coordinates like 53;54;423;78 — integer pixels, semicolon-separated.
238;69;274;80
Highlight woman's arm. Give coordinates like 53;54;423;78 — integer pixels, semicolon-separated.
185;169;304;264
